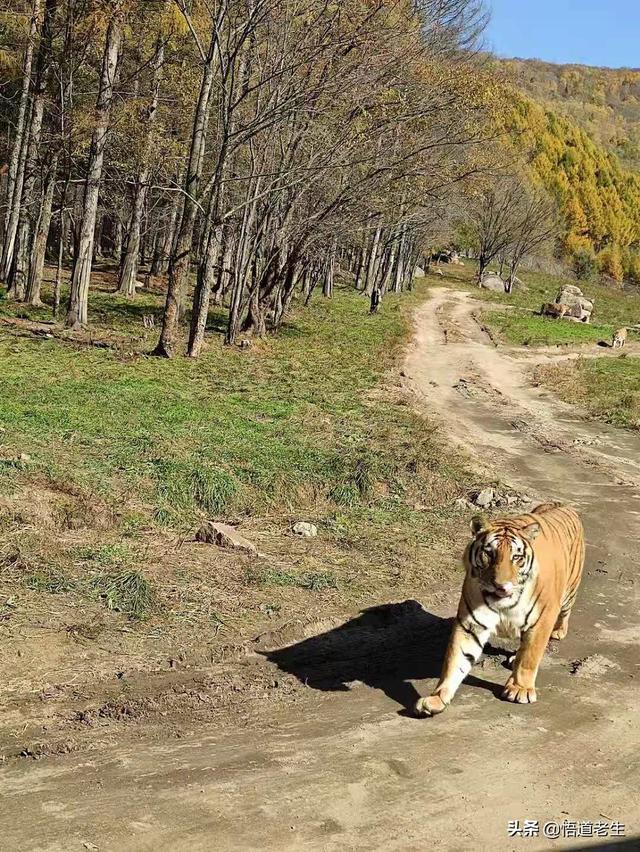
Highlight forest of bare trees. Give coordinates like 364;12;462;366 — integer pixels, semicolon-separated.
0;0;497;356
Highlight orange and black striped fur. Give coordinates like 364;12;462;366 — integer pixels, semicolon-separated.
416;503;584;716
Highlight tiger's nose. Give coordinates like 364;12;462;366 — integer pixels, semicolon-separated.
494;582;514;597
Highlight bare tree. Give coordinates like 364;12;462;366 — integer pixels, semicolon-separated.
504;188;557;292
1;0;42;284
465;178;523;284
66;7;124;328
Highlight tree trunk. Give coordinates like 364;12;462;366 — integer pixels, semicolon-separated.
477;253;488;285
154;25;219;357
212;225;232;304
1;0;41;283
92;215;105;262
187;223;221;356
66;11;123;327
25;152;59;305
113;217;123;263
7;0;57;300
156;176;182;275
364;225;382;295
354;245;365;290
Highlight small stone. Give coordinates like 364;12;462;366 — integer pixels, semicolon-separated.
19;453;31;463
292;521;317;538
196;521;257;554
474;488;494;508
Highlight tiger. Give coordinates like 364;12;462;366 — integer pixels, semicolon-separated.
415;502;584;716
542;302;571;319
612;328;627;349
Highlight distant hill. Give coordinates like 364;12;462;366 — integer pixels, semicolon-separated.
493;59;640;282
498;59;640;171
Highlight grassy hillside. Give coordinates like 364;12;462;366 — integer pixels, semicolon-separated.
499;59;640;170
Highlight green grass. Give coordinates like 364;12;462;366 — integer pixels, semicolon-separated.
90;569;153;620
25;567;78;594
483;311;613;347
248;568;338;592
0;279;436;526
0;270;472;629
535;355;640;429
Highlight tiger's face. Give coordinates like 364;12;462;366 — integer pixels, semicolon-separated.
467;515;540;609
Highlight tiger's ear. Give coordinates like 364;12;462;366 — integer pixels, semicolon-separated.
522;522;541;541
470;514;490;536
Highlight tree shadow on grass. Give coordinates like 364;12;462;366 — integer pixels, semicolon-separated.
261;599;509;716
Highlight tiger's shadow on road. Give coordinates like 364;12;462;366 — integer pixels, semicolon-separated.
261;599;510;715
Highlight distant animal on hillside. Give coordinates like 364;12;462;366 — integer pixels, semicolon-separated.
612;327;627;349
414;502;585;717
541;302;570;319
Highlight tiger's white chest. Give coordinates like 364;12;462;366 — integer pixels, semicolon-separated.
491;575;538;640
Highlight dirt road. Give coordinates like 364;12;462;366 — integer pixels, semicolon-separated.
3;288;640;851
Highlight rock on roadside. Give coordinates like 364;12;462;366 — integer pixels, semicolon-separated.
292;521;318;538
196;521;257;554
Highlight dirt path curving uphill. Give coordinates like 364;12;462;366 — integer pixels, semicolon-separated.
2;288;639;851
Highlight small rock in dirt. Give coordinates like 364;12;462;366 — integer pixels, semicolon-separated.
455;497;471;509
474;488;494;508
19;452;31;463
292;521;317;538
196;521;257;554
82;842;99;850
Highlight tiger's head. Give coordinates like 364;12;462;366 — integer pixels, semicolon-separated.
467;515;540;609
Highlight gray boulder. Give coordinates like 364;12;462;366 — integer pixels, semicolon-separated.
480;274;505;292
555;285;594;323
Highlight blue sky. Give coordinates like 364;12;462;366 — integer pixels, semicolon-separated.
486;1;640;68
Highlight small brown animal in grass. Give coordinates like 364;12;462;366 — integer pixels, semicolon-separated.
415;502;585;716
612;327;627;349
541;303;570;319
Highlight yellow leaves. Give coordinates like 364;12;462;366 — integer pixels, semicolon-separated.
501;87;640;258
0;48;21;76
160;3;189;39
597;244;624;282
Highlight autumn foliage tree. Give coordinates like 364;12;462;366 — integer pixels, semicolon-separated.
0;0;495;355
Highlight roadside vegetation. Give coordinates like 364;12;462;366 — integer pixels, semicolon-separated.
0;271;476;706
534;357;640;430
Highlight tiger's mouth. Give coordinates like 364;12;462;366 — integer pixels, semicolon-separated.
482;585;519;606
492;587;512;599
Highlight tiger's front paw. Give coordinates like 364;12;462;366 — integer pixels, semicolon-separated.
414;694;447;717
502;678;537;704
